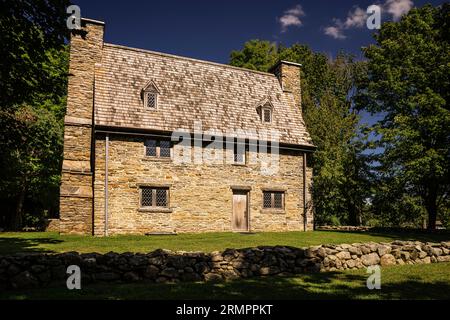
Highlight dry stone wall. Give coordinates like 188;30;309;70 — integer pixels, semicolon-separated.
1;240;449;290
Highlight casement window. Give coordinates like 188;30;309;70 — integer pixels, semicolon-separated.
256;100;274;124
233;141;246;164
262;108;272;123
141;80;160;110
145;91;157;109
145;138;171;158
263;191;285;209
140;187;169;208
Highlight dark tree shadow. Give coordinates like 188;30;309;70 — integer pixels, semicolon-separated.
0;237;62;255
318;230;450;243
3;267;450;300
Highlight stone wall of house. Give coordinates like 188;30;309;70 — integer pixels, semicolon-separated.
93;133;314;235
44;219;60;232
59;19;314;235
59;19;105;234
1;240;449;290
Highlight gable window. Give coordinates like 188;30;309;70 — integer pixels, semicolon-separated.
263;191;285;209
140;187;169;208
141;80;160;110
145;92;157;109
145;138;171;158
263;108;272;123
256;100;274;124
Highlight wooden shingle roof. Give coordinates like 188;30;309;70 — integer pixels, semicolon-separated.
94;43;313;147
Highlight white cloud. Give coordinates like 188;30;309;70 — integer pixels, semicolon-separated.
344;7;368;28
324;6;366;40
323;1;414;40
324;26;346;39
385;0;413;20
279;4;305;32
286;5;305;16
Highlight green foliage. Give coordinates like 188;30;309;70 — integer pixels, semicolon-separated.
230;42;371;226
0;0;70;230
0;102;65;229
355;4;450;229
328;215;342;226
438;198;450;229
230;40;278;72
0;0;70;107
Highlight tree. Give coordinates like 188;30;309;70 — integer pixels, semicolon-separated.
0;0;70;230
0;105;64;229
355;4;450;229
0;0;69;108
230;40;278;72
230;42;370;226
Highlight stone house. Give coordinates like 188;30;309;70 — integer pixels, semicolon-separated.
59;18;315;235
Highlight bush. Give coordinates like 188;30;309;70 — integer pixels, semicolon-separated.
329;215;341;226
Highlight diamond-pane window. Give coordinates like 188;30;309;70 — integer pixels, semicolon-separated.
140;187;169;208
156;189;167;207
263;108;271;123
234;152;244;163
263;191;285;210
159;140;171;158
141;187;154;207
233;141;245;164
274;192;283;208
146;92;157;109
145;139;157;157
144;138;171;159
263;192;272;208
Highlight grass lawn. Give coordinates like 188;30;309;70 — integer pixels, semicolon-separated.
2;262;449;300
0;230;449;255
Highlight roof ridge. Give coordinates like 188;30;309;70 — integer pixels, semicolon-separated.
103;43;276;77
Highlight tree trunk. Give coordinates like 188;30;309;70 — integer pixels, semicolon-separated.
424;185;438;230
347;198;360;226
426;202;437;230
348;206;359;226
10;186;26;230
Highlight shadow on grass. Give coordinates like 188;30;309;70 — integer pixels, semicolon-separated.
318;230;450;243
0;237;62;255
3;268;450;300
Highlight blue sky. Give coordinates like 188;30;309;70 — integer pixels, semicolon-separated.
73;0;445;64
72;0;444;153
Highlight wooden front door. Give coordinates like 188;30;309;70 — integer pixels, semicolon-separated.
232;190;249;231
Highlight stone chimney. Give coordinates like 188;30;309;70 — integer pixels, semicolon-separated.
59;18;104;234
269;60;302;109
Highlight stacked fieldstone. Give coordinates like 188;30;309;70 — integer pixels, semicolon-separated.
316;226;372;232
1;240;449;290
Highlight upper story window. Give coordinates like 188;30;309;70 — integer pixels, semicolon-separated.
262;108;272;123
233;141;246;165
145;91;157;109
145;138;171;158
141;80;160;110
256;100;274;124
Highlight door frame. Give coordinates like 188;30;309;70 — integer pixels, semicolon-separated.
231;187;251;232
